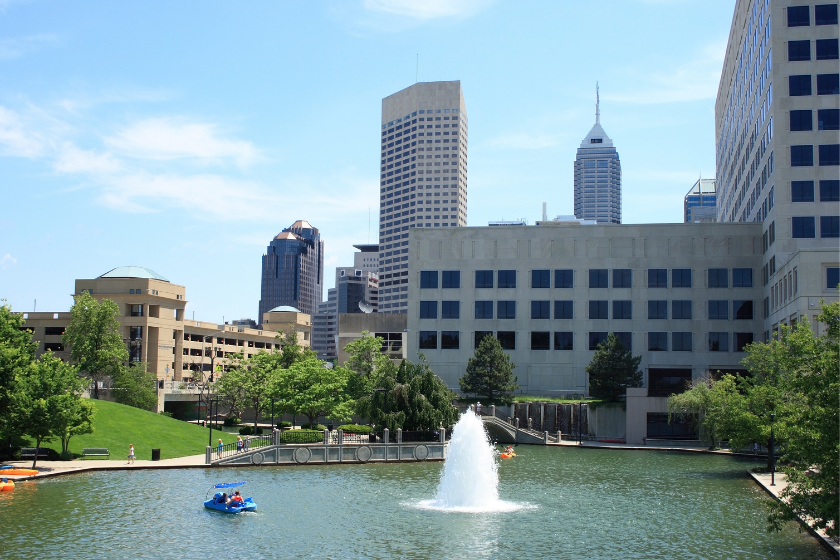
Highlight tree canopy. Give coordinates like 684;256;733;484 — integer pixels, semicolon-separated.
585;333;642;401
0;302;37;438
459;335;518;402
111;363;158;411
278;357;354;429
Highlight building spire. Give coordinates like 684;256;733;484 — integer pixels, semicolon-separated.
595;82;600;124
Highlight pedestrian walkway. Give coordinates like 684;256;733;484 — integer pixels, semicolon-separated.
1;454;209;480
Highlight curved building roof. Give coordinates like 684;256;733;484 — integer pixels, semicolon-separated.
273;231;299;241
268;305;301;313
290;220;313;230
97;266;169;282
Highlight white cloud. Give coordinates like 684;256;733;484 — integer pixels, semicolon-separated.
486;132;561;150
0;106;45;157
0;253;16;269
54;142;122;174
0;33;58;60
362;0;490;20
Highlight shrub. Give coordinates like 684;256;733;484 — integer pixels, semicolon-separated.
60;450;74;461
238;426;264;435
302;423;326;431
338;424;373;434
223;416;241;427
279;430;323;444
158;411;173;418
277;421;292;429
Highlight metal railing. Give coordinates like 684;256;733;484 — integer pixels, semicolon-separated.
213;434;273;459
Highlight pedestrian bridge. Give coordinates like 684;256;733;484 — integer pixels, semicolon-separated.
481;414;560;445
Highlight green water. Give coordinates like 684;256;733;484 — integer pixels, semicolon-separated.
0;447;830;559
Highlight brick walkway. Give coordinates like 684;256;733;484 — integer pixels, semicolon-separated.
1;454;209;480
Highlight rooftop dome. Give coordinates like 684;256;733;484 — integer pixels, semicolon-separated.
268;305;301;313
97;266;169;282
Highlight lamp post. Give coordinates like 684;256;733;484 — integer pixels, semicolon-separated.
578;401;583;444
770;413;776;486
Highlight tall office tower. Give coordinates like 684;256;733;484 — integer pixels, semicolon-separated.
715;0;839;341
258;220;324;321
378;81;468;313
684;178;718;222
312;289;337;361
353;243;380;272
335;266;379;314
573;85;622;224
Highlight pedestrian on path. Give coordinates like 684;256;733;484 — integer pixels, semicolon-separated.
476;402;482;416
127;444;135;464
217;439;223;456
236;436;243;453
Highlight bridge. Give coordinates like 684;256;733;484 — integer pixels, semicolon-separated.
481;414;560;445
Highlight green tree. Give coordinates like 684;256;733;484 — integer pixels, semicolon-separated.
585;333;642;401
279;357;354;429
111;363;158;411
63;292;127;399
218;351;277;432
0;302;37;439
276;329;315;369
459;335;518;402
343;331;390;404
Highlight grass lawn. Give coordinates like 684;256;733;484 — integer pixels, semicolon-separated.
29;399;240;460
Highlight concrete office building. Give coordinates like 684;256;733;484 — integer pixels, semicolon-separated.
353;243;379;272
574;86;622;224
715;0;839;342
258;220;324;320
684;178;718;223
378;81;468;313
312;289;338;361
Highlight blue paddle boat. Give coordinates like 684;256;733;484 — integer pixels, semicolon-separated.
204;481;257;514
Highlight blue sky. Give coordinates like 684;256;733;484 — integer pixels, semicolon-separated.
1;0;735;322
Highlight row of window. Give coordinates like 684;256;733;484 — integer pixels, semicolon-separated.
787;4;838;26
787;38;839;61
790;144;840;166
791;180;840;201
789;73;839;95
791;215;840;237
789;108;839;130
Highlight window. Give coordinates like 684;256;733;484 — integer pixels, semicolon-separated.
554;300;573;319
441;301;460;319
672;269;692;288
589;269;608;288
792;216;816;238
828;267;840;290
790;110;813;131
44;326;65;336
531;300;550;319
589;300;609;319
419;331;437;349
733;268;753;287
817;39;839;59
475;270;494;288
498;270;516;288
44;342;64;352
788;5;810;26
475;301;493;319
789;75;812;96
672;300;692;320
554;332;573;350
474;331;493;349
420;271;438;289
820;144;840;165
792;180;815;201
816;3;839;25
614;332;632;350
708;268;728;288
708;332;729;352
589;332;608;350
648;369;692;397
531;332;550;350
734;300;754;320
735;333;754;351
441;331;460;349
613;269;631;288
672;332;692;352
791;145;814;166
821;180;840;200
497;301;516;319
788;40;811;61
497;331;516;350
817;73;840;94
441;270;460;288
648;269;668;288
819;109;840;130
129;326;142;340
130;304;143;317
648;300;668;319
419;301;437;319
531;269;550;288
709;300;729;320
821;215;840;237
613;300;632;319
648;332;668;351
555;269;574;288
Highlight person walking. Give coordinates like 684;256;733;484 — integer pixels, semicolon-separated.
475;402;482;416
217;438;224;457
127;444;135;464
236;435;243;453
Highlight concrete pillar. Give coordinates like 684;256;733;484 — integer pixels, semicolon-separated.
544;431;549;444
205;446;212;464
439;428;446;442
396;428;402;444
558;430;562;442
514;418;520;429
489;405;496;418
323;429;329;445
539;405;545;432
528;417;533;430
338;429;344;445
383;428;389;461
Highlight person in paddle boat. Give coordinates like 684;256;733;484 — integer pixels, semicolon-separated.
504;445;514;455
216;492;228;504
230;491;244;505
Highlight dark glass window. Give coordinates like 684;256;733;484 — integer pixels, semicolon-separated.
816;38;839;59
474;331;493;349
420;271;438;289
708;300;729;320
554;331;573;350
732;268;753;287
44;342;65;352
708;268;728;287
441;331;459;349
672;332;692;352
792;216;817;238
672;269;692;288
45;326;66;336
589;269;608;288
531;331;550;350
827;267;840;289
817;73;840;94
792;180;815;201
497;300;516;319
708;332;729;352
648;332;668;351
497;331;515;350
788;5;810;26
475;270;494;288
498;270;516;288
419;331;437;349
648;369;692;397
791;144;814;166
819;144;840;165
554;300;573;319
531;300;550;319
815;3;839;25
589;332;608;350
612;300;632;320
130;304;143;317
647;412;696;437
555;269;574;288
648;300;668;319
612;269;632;288
734;300;754;320
790;110;813;131
672;300;692;320
475;301;494;319
589;300;608;319
821;215;840;237
821;180;840;201
441;271;460;288
788;39;811;61
819;109;840;130
419;301;437;319
441;301;460;319
789;75;812;96
735;332;754;352
531;269;550;288
128;326;142;340
648;269;668;288
614;332;632;350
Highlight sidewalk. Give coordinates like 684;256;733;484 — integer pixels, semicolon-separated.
1;454;209;480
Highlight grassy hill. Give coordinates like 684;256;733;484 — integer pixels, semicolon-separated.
30;399;240;460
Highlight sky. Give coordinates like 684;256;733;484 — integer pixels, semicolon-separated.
1;0;736;323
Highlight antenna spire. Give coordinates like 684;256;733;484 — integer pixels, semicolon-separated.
595;82;600;124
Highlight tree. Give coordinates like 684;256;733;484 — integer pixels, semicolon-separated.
585;333;642;401
111;363;158;411
343;331;390;403
217;351;278;432
276;329;315;369
0;302;37;439
375;359;457;432
278;357;354;429
459;335;518;402
63;292;127;398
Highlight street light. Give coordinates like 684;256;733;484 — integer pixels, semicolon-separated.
770;413;776;486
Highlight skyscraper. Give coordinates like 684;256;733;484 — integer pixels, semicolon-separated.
574;85;622;224
258;220;324;321
684;177;718;223
378;81;468;313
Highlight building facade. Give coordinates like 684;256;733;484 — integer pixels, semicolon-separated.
378;81;468;313
258;220;324;320
312;289;338;361
684;178;718;223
